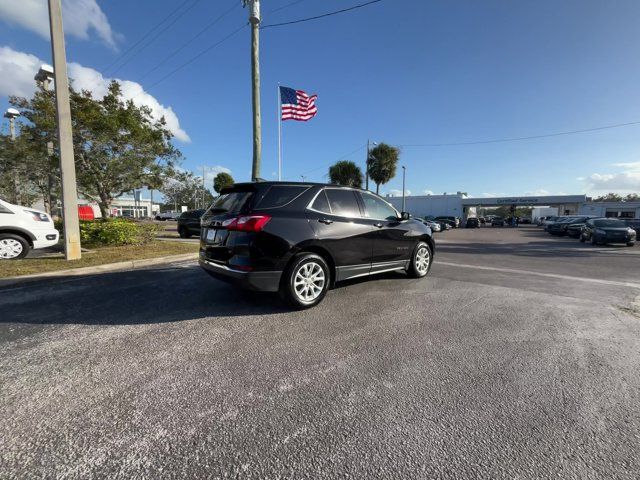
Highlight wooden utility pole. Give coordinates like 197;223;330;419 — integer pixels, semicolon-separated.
48;0;81;260
245;0;261;181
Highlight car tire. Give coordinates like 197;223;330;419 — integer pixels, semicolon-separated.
407;241;432;278
627;242;635;247
279;253;330;309
579;234;586;243
0;233;30;260
591;235;598;246
178;227;191;239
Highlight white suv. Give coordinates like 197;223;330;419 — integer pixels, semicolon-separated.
0;199;60;259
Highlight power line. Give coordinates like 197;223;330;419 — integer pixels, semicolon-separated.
267;0;309;15
289;144;367;180
143;23;248;92
261;0;383;29
399;120;640;147
138;1;239;82
102;0;195;74
110;0;205;76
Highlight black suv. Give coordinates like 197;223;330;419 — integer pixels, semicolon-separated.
177;209;205;238
199;182;435;308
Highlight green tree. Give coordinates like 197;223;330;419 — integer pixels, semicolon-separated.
625;193;638;201
213;172;234;194
11;81;180;217
368;143;400;194
161;169;214;211
594;193;623;202
328;160;363;188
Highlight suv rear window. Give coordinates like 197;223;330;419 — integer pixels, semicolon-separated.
325;189;361;217
208;191;253;215
257;186;308;209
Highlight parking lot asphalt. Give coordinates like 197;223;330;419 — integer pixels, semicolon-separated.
1;226;639;479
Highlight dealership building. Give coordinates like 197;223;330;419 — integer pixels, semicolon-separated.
386;192;640;220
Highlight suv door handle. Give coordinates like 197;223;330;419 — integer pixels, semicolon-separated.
374;222;384;228
318;218;333;225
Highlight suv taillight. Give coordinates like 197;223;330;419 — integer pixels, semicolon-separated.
222;215;271;232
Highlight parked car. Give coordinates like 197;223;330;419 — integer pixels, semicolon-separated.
478;216;486;225
0;198;59;260
177;209;205;238
199;182;435;308
435;216;460;228
542;216;560;230
580;218;636;246
425;216;450;230
519;217;532;224
491;217;505;227
155;211;181;221
623;218;640;236
563;216;597;238
547;216;594;236
418;218;441;232
465;217;480;228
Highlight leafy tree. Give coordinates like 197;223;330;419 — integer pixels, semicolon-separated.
328;160;363;188
213;172;235;194
594;193;623;202
368;143;399;194
10;81;180;217
625;193;638;201
160;169;214;211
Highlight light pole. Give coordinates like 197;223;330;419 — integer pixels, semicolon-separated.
47;0;82;260
402;166;406;213
4;108;21;205
244;0;261;181
365;140;377;191
35;65;56;215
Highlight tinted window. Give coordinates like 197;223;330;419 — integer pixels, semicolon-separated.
325;189;361;217
258;186;308;209
311;190;331;213
594;219;626;228
361;192;398;220
208;191;253;214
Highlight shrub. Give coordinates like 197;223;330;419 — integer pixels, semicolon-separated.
54;218;160;246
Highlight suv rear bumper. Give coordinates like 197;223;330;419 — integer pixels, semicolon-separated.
199;258;282;292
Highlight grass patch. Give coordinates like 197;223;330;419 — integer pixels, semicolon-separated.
0;241;198;278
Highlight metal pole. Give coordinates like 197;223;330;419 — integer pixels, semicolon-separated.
402;166;406;212
365;139;370;191
48;0;81;260
277;83;282;181
202;166;206;207
248;0;262;181
7;117;19;205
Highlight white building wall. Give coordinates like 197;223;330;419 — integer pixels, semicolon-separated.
579;202;640;218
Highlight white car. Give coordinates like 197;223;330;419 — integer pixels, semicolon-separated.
0;199;59;259
154;211;181;221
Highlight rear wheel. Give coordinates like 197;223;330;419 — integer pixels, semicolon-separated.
0;233;30;260
579;234;586;243
407;241;432;278
178;227;191;239
279;253;330;309
627;242;635;247
591;235;598;246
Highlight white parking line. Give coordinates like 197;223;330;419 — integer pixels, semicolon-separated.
435;261;640;289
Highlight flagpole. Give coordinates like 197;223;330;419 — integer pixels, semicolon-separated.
277;83;282;181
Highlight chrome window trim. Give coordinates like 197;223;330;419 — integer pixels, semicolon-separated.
306;187;364;220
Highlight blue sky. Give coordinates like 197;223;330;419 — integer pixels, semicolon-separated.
1;0;640;197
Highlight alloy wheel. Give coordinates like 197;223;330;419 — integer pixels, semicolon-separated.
293;261;326;302
415;245;431;275
0;239;24;259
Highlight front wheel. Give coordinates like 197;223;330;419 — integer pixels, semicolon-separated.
280;253;330;309
0;233;30;260
407;241;432;278
579;234;586;243
627;242;635;247
178;227;191;239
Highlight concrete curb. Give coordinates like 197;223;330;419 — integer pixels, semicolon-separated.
0;253;197;288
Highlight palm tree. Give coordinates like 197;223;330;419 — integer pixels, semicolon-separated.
328;160;363;188
368;143;400;194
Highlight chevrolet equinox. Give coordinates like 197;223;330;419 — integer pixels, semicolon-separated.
199;182;435;308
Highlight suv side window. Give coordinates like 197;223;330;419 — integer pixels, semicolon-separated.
361;192;398;220
258;186;308;209
325;189;361;217
311;190;331;214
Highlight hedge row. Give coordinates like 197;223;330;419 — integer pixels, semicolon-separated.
54;218;160;246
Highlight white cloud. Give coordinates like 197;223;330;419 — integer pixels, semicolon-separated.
0;46;40;97
0;46;189;142
199;165;232;184
585;162;640;193
387;189;411;197
423;189;434;195
0;0;120;49
524;189;550;196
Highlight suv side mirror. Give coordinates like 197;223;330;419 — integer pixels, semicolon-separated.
401;212;411;221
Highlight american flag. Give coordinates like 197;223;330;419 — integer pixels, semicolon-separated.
280;86;318;122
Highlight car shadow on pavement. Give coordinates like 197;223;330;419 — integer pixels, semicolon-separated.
0;266;290;325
